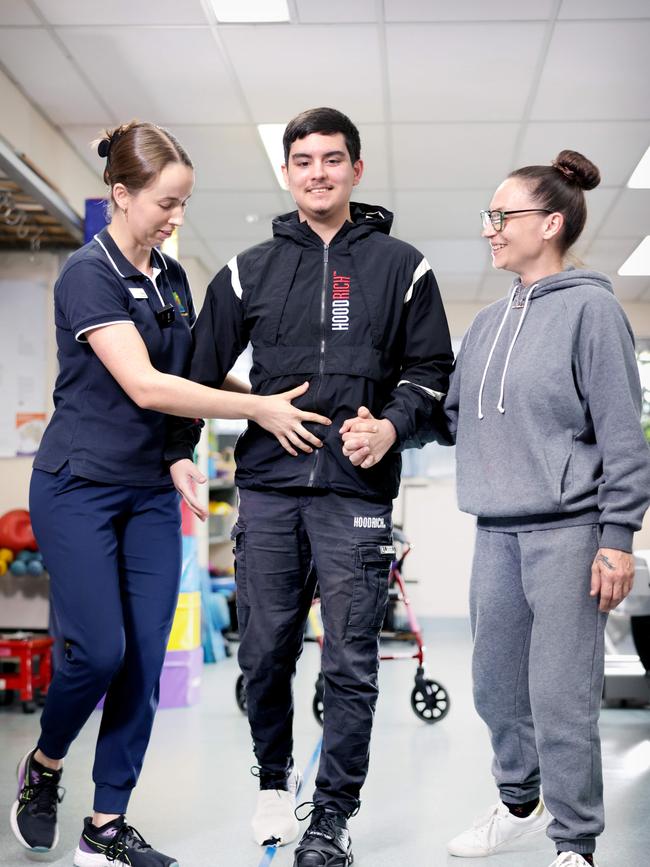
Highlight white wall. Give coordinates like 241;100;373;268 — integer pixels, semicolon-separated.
0;252;59;514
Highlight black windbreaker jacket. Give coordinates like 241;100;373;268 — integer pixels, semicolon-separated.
175;202;453;500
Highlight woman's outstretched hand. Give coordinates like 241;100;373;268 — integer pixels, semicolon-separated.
170;458;207;521
252;381;331;456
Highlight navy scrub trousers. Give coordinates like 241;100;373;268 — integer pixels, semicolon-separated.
234;487;394;816
30;466;182;814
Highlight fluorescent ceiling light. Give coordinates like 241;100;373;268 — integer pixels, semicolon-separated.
618;236;650;276
627;145;650;188
257;123;288;190
211;0;290;23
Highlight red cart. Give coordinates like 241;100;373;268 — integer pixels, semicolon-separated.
0;633;54;714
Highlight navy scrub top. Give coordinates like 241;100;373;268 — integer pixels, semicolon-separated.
34;228;196;487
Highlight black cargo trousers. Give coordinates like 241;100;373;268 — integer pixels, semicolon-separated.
233;487;394;816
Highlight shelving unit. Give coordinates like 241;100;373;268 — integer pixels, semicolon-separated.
195;419;244;574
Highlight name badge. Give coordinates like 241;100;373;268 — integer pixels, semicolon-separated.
128;287;148;299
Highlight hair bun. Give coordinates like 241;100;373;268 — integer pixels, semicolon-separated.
552;149;600;191
97;138;111;158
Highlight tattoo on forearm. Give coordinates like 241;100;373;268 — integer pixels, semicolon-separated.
597;554;615;570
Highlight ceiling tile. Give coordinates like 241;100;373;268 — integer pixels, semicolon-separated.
0;1;41;24
437;274;485;302
559;0;650;19
178;238;220;273
61;124;110;173
385;0;556;21
295;0;377;23
479;268;514;300
57;27;247;124
596;190;650;240
391;124;519;189
517;121;650;187
611;277;650;300
168;126;276;190
208;239;265;269
351;189;393;208
33;0;208;25
581;237;642;280
532;20;650;121
395;190;492;240
415;240;489;274
0;28;107;124
187;191;285;240
387;23;546;122
220;24;384;123
356;125;390;189
570;186;622;250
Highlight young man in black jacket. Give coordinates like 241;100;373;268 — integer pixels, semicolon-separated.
171;107;453;867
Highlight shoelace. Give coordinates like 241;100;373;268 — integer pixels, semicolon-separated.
105;822;152;862
295;801;359;828
470;803;507;839
23;776;65;816
295;805;340;842
251;763;291;790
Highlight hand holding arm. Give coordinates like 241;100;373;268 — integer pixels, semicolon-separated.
340;406;396;469
252;382;332;456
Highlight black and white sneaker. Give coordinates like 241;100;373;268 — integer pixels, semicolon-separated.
73;816;179;867
252;765;302;846
10;749;64;852
293;806;353;867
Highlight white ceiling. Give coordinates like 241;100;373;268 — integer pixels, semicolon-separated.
1;0;649;302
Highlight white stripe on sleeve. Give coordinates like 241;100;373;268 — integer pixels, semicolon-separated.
404;257;432;303
397;379;445;401
228;256;243;300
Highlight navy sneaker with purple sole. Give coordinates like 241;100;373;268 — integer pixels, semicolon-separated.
73;815;179;867
10;748;64;852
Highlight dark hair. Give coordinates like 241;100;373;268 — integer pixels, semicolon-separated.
94;121;193;203
283;107;361;164
509;149;600;253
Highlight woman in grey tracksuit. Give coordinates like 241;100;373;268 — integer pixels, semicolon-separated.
444;150;650;867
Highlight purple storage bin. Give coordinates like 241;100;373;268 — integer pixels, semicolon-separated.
158;646;202;708
97;646;202;711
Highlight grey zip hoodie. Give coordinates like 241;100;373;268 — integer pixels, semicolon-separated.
445;268;650;552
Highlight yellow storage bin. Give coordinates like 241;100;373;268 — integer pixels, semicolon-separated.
167;591;201;651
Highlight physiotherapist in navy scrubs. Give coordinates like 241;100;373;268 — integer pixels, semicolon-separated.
9;121;331;867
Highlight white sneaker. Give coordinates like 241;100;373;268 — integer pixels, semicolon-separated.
549;854;598;867
447;799;551;857
251;768;302;847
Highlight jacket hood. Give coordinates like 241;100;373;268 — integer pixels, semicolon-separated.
272;201;393;247
477;268;614;420
512;267;614;299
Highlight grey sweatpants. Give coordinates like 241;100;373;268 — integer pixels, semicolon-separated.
470;524;607;855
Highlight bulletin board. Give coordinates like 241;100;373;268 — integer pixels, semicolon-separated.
0;280;48;457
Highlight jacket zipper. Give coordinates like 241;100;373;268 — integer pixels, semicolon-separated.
308;242;329;486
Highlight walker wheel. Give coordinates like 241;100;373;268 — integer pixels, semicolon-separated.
22;700;37;714
235;673;247;715
410;677;450;724
312;672;324;727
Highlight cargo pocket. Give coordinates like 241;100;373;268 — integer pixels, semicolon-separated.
230;523;249;612
346;543;395;636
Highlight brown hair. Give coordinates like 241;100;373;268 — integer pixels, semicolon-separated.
93;121;193;204
509;149;601;253
283;107;361;164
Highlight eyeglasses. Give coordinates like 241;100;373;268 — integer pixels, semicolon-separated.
480;209;552;231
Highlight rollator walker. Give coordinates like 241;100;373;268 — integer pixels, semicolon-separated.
235;527;451;725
